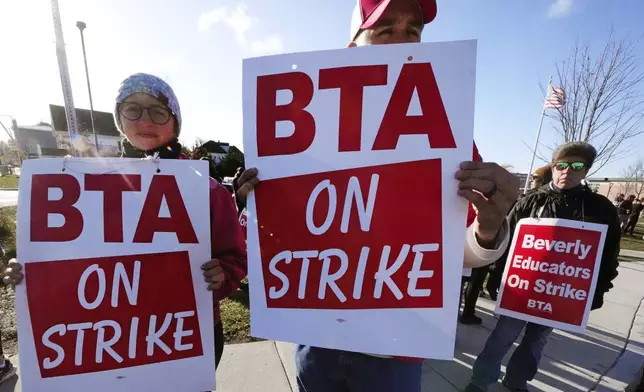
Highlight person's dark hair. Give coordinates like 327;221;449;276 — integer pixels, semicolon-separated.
532;163;553;188
552;141;597;169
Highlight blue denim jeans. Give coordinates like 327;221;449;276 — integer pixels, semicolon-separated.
295;345;423;392
471;316;552;390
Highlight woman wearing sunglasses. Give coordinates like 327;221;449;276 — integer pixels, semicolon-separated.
2;73;247;370
467;141;620;392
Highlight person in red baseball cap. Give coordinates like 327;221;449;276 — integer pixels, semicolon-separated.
293;1;518;392
349;0;437;46
234;1;519;390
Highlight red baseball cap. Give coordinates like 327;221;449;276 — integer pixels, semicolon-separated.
350;0;438;40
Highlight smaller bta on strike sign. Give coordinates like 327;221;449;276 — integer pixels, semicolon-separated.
15;158;215;392
494;218;608;333
243;41;477;359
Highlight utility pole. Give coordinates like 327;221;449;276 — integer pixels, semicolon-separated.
76;21;100;155
51;0;79;156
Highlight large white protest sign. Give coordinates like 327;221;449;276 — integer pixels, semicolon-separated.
16;158;215;392
243;40;477;359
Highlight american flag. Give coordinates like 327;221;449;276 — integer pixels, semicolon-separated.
544;87;565;109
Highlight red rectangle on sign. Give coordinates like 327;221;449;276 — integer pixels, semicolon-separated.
25;251;203;377
499;224;601;326
255;159;444;310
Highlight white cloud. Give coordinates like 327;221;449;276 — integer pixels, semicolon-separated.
225;4;255;45
197;7;228;32
198;3;283;54
548;0;574;18
250;35;284;55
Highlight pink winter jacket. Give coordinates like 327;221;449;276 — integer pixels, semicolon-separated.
176;154;247;325
207;177;248;326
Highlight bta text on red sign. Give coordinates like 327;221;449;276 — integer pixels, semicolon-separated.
30;174;198;243
256;63;457;156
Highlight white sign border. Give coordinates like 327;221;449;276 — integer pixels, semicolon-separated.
243;40;479;360
15;158;216;392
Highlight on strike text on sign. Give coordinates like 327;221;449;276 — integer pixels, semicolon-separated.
25;173;203;377
258;160;444;309
496;219;606;330
26;252;202;377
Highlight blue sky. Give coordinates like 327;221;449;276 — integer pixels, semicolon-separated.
0;0;643;176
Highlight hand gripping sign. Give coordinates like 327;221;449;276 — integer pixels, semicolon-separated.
15;158;215;392
494;218;608;333
243;41;477;359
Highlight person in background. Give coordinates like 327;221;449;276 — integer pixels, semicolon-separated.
466;141;620;392
232;166;251;294
486;163;553;301
1;73;247;369
233;166;250;217
460;265;491;325
236;1;520;391
527;164;553;195
624;198;643;236
614;193;625;206
618;195;636;231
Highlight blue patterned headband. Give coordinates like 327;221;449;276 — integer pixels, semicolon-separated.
114;73;182;135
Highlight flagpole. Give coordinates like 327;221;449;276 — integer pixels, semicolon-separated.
524;76;553;193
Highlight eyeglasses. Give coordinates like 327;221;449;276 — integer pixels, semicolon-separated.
554;161;586;172
118;102;172;125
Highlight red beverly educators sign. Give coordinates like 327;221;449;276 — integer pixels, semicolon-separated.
495;218;608;332
15;158;215;392
243;41;478;359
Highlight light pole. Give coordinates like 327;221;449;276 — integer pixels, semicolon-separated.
76;21;100;155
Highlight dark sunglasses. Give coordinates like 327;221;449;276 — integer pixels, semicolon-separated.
118;102;172;125
554;161;586;172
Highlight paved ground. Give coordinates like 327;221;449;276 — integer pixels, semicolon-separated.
220;262;644;392
0;190;17;208
3;259;644;392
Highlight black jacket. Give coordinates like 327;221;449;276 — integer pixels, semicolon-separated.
489;184;621;310
617;199;634;215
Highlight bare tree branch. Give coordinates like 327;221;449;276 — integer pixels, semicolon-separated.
620;157;644;198
544;29;644;172
522;140;550;165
